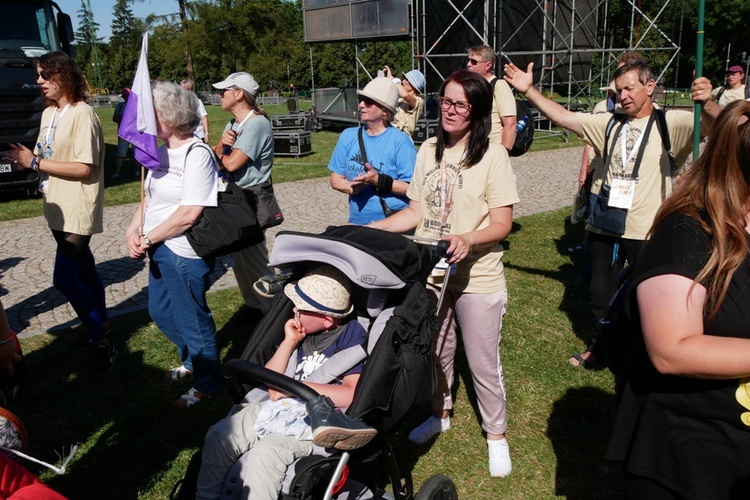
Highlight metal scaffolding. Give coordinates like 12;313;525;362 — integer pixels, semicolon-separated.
412;0;682;110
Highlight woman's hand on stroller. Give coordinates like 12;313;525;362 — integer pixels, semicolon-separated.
442;233;475;264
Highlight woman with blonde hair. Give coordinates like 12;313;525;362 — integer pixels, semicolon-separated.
607;99;750;498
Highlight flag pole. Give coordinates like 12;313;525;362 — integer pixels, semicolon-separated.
692;0;705;158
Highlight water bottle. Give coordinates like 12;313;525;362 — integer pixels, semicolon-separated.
516;118;526;133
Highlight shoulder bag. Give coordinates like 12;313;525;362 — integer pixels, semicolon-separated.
245;180;284;229
184;142;264;258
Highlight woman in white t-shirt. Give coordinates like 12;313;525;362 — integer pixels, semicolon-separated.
125;82;221;409
370;70;519;477
2;52;113;371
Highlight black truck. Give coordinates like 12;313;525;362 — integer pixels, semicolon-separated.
0;0;74;195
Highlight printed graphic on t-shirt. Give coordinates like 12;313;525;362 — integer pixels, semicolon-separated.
420;161;464;237
296;352;328;381
610;123;646;180
736;378;750;426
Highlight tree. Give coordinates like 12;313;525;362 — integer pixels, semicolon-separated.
104;0;144;91
74;0;101;86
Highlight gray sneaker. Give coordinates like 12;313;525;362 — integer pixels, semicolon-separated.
306;395;377;450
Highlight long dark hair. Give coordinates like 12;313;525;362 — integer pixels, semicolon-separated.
36;51;87;106
435;70;492;168
651;100;750;318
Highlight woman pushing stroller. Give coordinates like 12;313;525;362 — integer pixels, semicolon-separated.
370;69;519;477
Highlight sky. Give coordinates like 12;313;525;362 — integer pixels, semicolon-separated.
54;0;179;41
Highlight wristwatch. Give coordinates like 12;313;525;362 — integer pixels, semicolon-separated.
142;234;153;247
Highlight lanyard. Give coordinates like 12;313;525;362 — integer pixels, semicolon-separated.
439;161;462;237
43;104;71;159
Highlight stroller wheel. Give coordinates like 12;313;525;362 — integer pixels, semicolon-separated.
413;474;457;500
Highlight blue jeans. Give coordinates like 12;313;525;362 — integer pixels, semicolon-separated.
148;244;221;395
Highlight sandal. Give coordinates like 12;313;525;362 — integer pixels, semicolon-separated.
174;387;208;409
569;350;598;369
164;365;193;382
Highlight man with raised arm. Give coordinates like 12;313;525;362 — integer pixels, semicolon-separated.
503;60;718;368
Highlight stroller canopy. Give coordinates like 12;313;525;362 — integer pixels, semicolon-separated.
269;226;437;289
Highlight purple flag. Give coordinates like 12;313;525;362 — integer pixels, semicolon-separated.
118;34;159;170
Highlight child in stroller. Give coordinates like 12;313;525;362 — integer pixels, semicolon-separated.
173;226;457;500
196;265;377;499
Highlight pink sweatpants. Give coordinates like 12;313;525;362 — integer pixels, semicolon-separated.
427;283;509;436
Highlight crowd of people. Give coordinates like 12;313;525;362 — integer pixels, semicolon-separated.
3;44;750;498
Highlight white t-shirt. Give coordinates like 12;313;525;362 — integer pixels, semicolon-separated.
144;140;219;258
195;100;208;139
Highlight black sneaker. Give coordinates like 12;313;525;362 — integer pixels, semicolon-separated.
93;342;117;372
306;395;377;450
69;327;114;350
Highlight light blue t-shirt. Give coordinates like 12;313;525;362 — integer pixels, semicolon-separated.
222;114;274;189
328;125;416;225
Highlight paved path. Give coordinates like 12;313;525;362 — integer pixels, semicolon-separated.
0;146;584;337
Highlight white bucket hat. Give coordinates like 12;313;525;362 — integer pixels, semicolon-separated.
357;77;399;115
213;72;260;97
284;265;354;319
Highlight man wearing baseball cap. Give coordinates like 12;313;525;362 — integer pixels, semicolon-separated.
384;66;426;138
712;65;748;107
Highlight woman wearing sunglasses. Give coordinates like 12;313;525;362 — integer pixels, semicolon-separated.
328;77;416;225
2;52;114;371
370;70;519;477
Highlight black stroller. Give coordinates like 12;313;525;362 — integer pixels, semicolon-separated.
172;225;458;500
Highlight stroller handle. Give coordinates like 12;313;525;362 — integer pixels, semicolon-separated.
223;359;319;401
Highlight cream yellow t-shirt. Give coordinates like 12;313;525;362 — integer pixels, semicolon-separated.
39;102;105;235
711;85;747;107
578;109;694;240
393;95;425;137
489;78;517;143
408;139;520;293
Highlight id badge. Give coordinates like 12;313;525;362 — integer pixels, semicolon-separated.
431;257;457;277
608;178;636;209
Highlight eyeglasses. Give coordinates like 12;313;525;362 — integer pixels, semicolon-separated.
36;71;50;81
467;58;487;66
358;96;377;107
438;96;472;114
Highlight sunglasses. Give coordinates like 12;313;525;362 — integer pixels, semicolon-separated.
358;96;377;107
220;87;237;96
36;71;50;80
438;96;472;114
467;58;487;66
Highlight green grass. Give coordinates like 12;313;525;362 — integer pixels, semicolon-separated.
0;103;581;222
14;207;622;499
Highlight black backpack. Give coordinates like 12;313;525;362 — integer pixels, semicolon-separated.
490;77;534;156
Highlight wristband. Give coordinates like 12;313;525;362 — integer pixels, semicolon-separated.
376;173;394;193
30;157;40;171
0;331;17;346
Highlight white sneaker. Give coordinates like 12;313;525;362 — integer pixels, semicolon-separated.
407;416;450;445
488;438;512;477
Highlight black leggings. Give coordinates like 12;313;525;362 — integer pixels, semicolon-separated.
51;230;108;341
